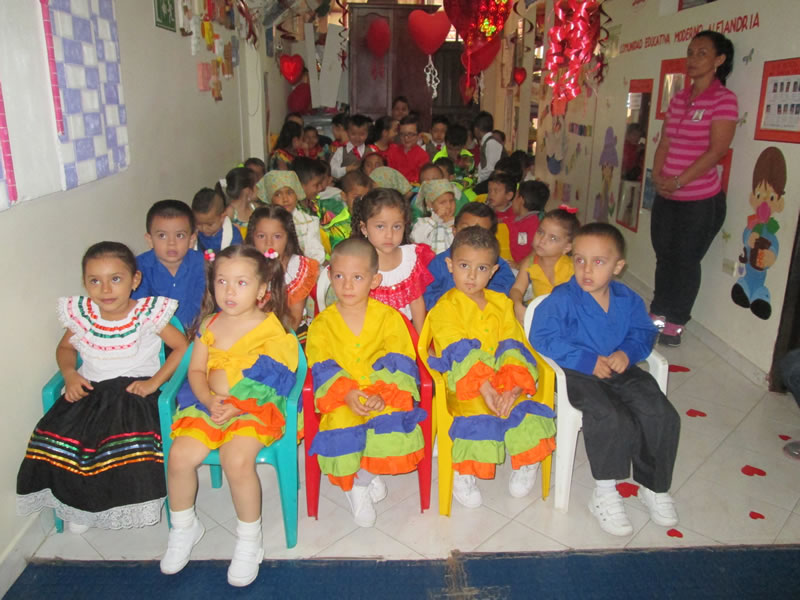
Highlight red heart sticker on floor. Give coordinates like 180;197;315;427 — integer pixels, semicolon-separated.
749;511;765;520
741;465;767;477
779;435;791;441
616;482;640;497
667;528;683;538
669;365;691;373
686;409;707;417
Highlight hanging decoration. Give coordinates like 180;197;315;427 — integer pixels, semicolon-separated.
445;0;512;79
544;0;611;113
408;10;452;100
460;35;502;75
513;66;527;86
459;73;478;105
236;0;258;47
336;0;349;70
279;54;305;84
365;17;391;79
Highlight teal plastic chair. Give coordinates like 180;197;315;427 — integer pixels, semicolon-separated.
40;316;185;533
158;335;307;549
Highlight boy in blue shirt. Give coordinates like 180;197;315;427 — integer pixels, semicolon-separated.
191;188;243;253
530;223;680;537
424;203;515;311
133;200;206;329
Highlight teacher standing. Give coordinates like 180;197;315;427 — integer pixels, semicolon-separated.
650;31;738;347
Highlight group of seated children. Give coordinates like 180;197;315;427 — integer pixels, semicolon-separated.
15;106;680;589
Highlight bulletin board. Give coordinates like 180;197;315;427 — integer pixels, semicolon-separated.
754;57;800;144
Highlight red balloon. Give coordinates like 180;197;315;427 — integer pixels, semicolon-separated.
444;0;512;46
460;35;501;75
458;74;477;105
279;54;304;85
513;67;527;86
366;18;391;59
408;10;451;56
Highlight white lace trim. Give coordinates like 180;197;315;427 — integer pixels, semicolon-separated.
284;253;301;285
17;489;164;529
379;244;417;287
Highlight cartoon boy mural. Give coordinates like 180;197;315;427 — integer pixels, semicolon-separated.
731;147;787;320
594;126;618;222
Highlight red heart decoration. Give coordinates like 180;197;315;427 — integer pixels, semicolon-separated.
408;10;451;56
279;54;304;85
779;434;791;441
669;364;691;373
365;17;391;59
616;482;640;497
444;0;511;47
667;528;684;538
749;511;765;520
741;465;767;477
686;409;707;418
460;35;502;76
458;74;477;105
513;67;527;86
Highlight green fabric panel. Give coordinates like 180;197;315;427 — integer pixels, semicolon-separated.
318;452;362;477
446;348;495;392
496;348;538;375
229;378;287;415
362;427;424;459
369;369;420;401
451;438;506;465
504;413;557;456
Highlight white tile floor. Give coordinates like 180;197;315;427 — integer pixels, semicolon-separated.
32;330;800;562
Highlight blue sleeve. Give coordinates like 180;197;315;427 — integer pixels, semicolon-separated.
488;258;516;295
617;291;658;365
423;254;453;311
232;226;243;245
529;294;599;375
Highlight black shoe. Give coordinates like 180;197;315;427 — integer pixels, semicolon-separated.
750;299;771;320
658;332;682;347
731;283;750;308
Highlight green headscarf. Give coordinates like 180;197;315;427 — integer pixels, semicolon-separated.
264;170;305;203
369;167;412;195
418;179;459;211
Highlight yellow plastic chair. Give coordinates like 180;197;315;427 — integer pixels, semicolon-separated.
417;320;553;516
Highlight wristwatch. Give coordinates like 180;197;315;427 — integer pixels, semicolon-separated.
673;176;682;189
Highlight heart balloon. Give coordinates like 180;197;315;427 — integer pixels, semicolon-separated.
444;0;512;47
460;35;501;76
408;10;452;56
513;66;527;86
458;74;477;105
279;54;304;85
366;17;391;59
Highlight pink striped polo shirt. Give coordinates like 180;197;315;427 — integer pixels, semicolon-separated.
662;79;738;201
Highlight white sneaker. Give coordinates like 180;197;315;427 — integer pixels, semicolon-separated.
638;487;678;527
227;533;264;587
368;476;388;503
160;518;205;575
452;472;482;508
66;521;89;534
345;485;377;527
509;463;539;498
588;489;633;536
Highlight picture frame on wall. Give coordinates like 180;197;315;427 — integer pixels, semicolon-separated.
154;0;177;32
616;180;641;232
754;57;800;144
656;58;687;120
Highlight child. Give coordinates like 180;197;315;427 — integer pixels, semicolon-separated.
269;120;303;171
508;180;550;265
424;203;516;310
426;115;449;159
420;227;556;508
530;223;680;537
317;161;341;201
509;150;536;182
386;114;430;184
369;166;413;202
433;124;475;187
473;111;504;184
264;170;326;264
221;167;260;235
391;95;410;123
160;245;298;586
351;188;434;333
367;115;399;160
306;238;426;527
133;200;206;329
330;114;371;179
435;156;472;213
244;157;267;203
486;171;517;224
17;242;187;532
303;125;326;160
411;179;458;254
411;163;447;221
361;151;387;177
292;156;327;216
246;205;319;332
192;187;243;252
321;170;373;252
330;112;349;152
510;207;579;323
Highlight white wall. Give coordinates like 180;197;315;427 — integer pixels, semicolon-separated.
0;2;246;586
555;0;800;373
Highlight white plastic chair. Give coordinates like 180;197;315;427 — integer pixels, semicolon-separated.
523;294;669;513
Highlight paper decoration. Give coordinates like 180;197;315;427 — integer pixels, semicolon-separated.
154;0;177;32
0;81;17;207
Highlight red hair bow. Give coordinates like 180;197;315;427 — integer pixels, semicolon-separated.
558;204;578;214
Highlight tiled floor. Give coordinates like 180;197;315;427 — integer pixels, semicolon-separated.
32;330;800;562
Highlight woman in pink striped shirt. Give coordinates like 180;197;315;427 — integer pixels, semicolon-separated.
650;31;738;346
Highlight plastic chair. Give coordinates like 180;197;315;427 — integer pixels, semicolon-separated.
158;335;308;548
523;294;669;513
417;319;554;516
40;317;184;533
302;314;432;519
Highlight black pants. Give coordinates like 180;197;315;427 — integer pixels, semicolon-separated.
564;366;680;492
650;191;726;325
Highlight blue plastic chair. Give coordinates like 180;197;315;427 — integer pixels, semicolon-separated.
40;317;185;533
158;335;307;549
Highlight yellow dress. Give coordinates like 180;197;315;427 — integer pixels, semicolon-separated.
527;254;574;297
422;288;555;479
306;299;426;490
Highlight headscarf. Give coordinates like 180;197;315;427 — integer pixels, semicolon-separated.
369;166;412;195
418;179;459;211
264;170;305;202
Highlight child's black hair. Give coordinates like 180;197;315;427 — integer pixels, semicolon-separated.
574;222;625;257
492;129;506;145
455;202;498;234
493;156;523;184
285;112;304;123
331;237;379;274
216;167;254;205
472;111;494;135
347;114;372;130
693;30;734;86
487;171;518;196
273;120;302;152
340;170;373;193
419;163;444;180
392;95;409;109
445;124;468;147
82;241;138;277
245;205;303;259
303;125;319;135
146;199;196;233
542;208;581;242
360;152;386;172
434;156;455;177
399;113;420;128
332;112;349;129
368;115;395;145
244;157;266;174
509;150;534;172
192;187;224;214
431;115;449;128
518;181;549;213
450;226;499;265
350;188;411;245
292;156;327;185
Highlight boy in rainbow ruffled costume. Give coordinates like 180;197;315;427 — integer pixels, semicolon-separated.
420;226;556;509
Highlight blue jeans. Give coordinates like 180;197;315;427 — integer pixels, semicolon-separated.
780;349;800;410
